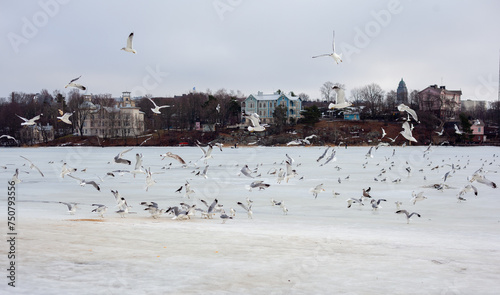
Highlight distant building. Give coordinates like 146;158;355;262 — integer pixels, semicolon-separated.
396;78;408;105
461;99;487;112
419;85;462;120
343;112;360;121
470;118;486;143
80;92;145;138
243;91;302;124
19;123;54;144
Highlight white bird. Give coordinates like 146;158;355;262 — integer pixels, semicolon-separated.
312;30;342;64
386;134;399;143
121;32;136;54
469;171;497;188
458;184;478;198
310;183;325;199
237;202;253;219
395;210;421;224
16;114;42;126
67;174;101;191
381;127;386;139
244;113;267;132
320;149;337;166
114;148;133;165
0;134;18;144
400;121;417;143
239;165;255;178
316;146;330;162
147;97;171;114
216;104;221;113
91;204;108;218
220;211;233;224
65;75;86;90
411;191;427;205
346;198;364;208
60;163;77;178
160;152;186;165
59;202;78;215
196;143;214;163
397;103;419;122
454;124;464;135
435;128;444;136
184;181;195;198
365;146;374;159
144;167;156;191
285;160;298;183
328;86;351;109
12;168;21;184
200;165;209;179
246;180;270;191
371;199;387;211
57;109;73;125
20;155;44;177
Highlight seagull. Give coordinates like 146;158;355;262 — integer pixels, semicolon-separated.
196;143;214;163
246;180;270;191
381;128;386;139
371;199;387;211
65;75;86;90
184;181;195;198
362;188;372;201
244;112;266;132
310;183;325;199
320;149;337;166
386;135;399;143
147;97;171;114
121;32;136;54
469;170;497;188
0;135;18;144
220;211;233;224
400;121;417;143
394;201;403;210
312;30;342;64
237;202;253;219
454;124;464;135
365;146;374;159
397;103;419;122
144;167;156;191
60;163;77;178
216;104;221;113
160;152;186;165
200;165;209;179
12;169;21;184
59;202;78;215
411;191;427;205
114;148;133;165
91;204;108;218
67;174;101;191
285;160;298;182
458;184;478;198
141;202;166;219
20;155;44;177
16;114;42;126
435;128;445;136
328;86;351;109
316;146;330;162
111;190;128;209
395;210;421;224
346;198;364;208
239;165;255;178
57;110;73;125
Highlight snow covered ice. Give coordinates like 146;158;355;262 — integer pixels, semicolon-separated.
1;145;499;294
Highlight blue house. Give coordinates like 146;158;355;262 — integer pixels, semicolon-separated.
243;91;302;124
343;112;360;121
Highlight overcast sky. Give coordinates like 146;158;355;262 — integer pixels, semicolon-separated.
2;0;500;102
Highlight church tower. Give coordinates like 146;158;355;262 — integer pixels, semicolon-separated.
397;78;408;105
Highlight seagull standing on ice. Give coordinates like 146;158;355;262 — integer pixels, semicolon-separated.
121;32;136;54
312;30;342;64
65;75;86;90
16;114;42;126
147;97;171;114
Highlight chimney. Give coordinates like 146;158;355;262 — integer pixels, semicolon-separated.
440;86;446;89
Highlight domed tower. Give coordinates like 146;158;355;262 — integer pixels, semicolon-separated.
397;78;408;105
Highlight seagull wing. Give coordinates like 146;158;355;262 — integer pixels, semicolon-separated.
69;75;81;84
118;148;133;158
237;202;249;212
147;97;158;108
16;114;28;122
312;53;331;58
331;30;336;52
127;32;134;49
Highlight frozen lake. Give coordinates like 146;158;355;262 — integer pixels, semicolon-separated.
1;145;499;294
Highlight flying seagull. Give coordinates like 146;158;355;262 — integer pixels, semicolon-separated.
91;204;108;218
397;103;419;122
65;75;86;90
328;86;352;109
59;202;78;215
57;109;73;125
20;155;44;177
395;210;421;224
246;180;270;191
312;30;342;64
0;135;18;144
67;174;101;191
160;152;186;165
114;148;133;165
400;121;417;143
121;32;136;54
454;124;464;135
381;127;386;139
16;114;42;126
237;202;253;219
244;112;267;132
147;97;171;114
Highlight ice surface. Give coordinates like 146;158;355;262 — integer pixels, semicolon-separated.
1;145;499;294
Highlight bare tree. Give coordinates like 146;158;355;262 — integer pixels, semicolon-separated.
360;83;385;118
320;81;335;102
385;90;397;111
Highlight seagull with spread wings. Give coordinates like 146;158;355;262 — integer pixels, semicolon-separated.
16;114;42;126
65;75;86;90
397;103;419;122
114;148;133;165
20;155;44;177
328;86;351;109
121;32;136;54
147;97;171;114
57;109;73;125
312;30;342;64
